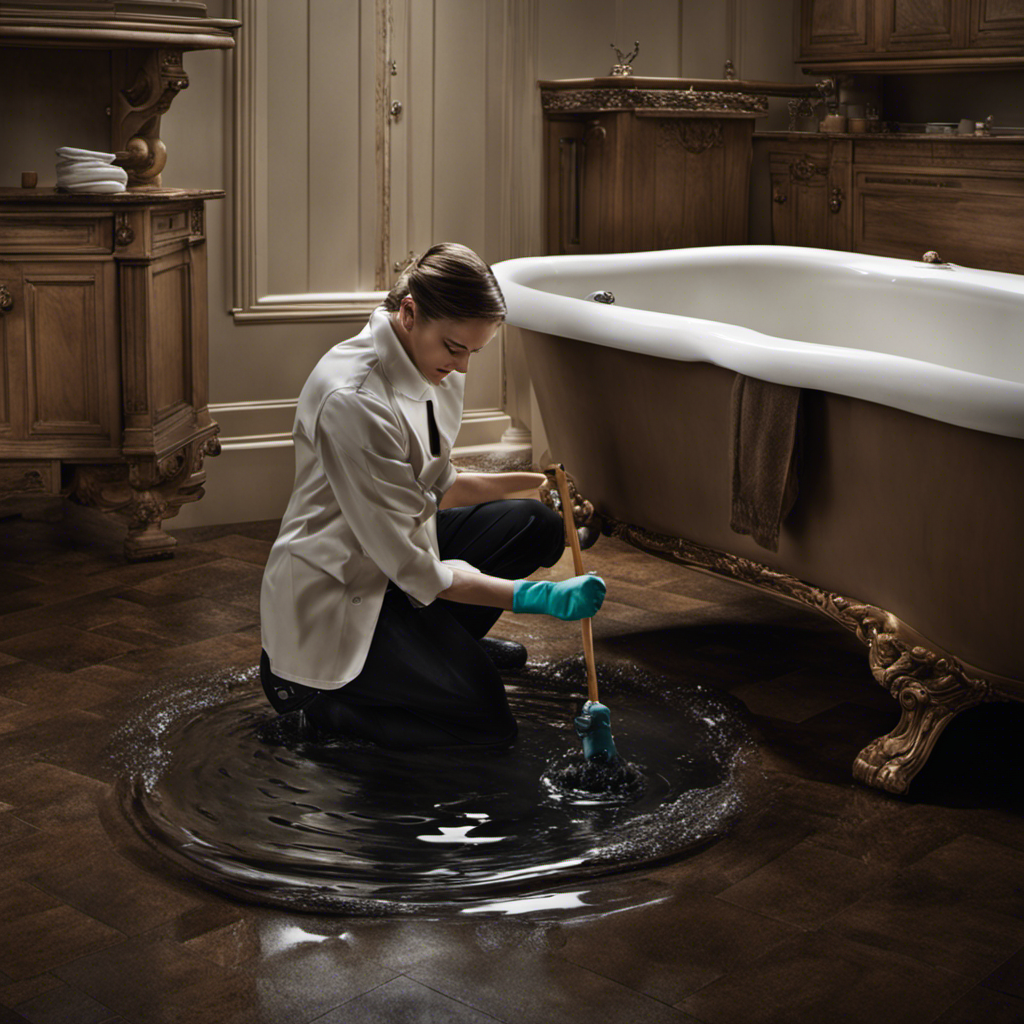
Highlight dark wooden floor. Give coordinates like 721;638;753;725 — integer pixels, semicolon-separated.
1;502;1023;1024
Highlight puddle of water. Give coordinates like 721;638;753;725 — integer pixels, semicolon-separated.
109;657;760;916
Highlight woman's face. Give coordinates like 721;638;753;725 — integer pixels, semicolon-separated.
392;297;499;385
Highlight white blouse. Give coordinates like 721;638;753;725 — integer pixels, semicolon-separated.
260;306;466;688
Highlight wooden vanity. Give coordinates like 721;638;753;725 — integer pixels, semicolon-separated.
539;77;774;255
0;2;237;559
0;187;223;561
759;132;1024;273
760;0;1024;272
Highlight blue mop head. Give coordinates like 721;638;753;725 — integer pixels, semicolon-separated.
574;700;620;763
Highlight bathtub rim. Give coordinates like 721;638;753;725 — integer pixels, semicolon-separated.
493;246;1024;441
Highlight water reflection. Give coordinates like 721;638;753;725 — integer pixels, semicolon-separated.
110;658;760;915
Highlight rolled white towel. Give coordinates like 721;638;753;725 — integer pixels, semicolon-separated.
60;181;128;194
54;147;128;193
56;157;118;172
57;163;128;186
60;181;128;195
55;147;117;163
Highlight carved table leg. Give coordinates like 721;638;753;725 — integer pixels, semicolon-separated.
122;485;177;561
112;48;188;187
71;433;221;562
852;614;990;794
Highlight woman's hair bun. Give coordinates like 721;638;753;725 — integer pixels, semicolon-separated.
383;242;505;323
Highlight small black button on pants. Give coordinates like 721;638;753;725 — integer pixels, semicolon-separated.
260;498;565;748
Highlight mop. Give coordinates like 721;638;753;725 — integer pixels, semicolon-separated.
553;465;621;765
545;471;648;809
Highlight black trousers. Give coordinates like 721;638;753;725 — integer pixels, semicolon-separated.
260;498;565;748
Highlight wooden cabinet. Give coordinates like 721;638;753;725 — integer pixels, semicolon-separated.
881;0;964;50
971;0;1024;46
0;190;223;560
759;134;1024;274
800;0;1024;66
0;4;235;557
6;258;120;444
541;78;767;255
802;0;875;57
851;140;1024;271
769;139;853;250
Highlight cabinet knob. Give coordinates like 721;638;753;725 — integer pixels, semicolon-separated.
829;187;844;213
0;285;13;313
773;189;788;204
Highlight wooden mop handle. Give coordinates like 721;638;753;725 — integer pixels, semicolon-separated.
554;465;599;705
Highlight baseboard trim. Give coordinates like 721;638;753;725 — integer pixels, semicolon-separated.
174;421;533;528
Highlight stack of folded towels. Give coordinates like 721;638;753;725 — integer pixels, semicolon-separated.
55;147;128;194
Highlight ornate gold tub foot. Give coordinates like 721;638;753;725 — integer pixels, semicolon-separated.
850;608;990;793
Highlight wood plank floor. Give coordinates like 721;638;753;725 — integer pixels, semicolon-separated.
1;501;1023;1024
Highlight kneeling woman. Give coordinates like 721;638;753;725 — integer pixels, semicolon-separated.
259;243;605;747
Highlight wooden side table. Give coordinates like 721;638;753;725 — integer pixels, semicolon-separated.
0;187;222;560
539;77;770;254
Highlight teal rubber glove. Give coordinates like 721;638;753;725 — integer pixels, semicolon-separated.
512;575;606;621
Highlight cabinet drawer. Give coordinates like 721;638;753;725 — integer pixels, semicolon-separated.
0;460;60;497
853;168;1024;272
0;213;113;255
151;208;192;246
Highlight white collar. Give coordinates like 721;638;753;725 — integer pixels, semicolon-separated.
369;306;435;402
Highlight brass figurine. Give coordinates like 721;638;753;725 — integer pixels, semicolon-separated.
609;41;639;76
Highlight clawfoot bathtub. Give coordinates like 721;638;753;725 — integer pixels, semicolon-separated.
493;245;1024;794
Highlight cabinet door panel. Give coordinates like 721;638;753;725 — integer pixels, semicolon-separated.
770;154;832;248
883;0;963;48
970;0;1024;45
546;119;586;255
0;269;21;439
151;253;192;420
635;118;751;251
23;263;117;442
802;0;874;55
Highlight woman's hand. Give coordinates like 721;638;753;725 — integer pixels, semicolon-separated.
439;471;547;509
512;575;606;621
438;568;607;621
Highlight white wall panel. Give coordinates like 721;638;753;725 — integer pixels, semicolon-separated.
309;0;363;293
265;0;309;296
432;0;502;414
539;2;618;80
614;0;683;76
432;0;488;256
681;0;731;77
406;0;437;257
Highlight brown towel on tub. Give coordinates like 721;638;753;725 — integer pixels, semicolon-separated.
729;375;802;553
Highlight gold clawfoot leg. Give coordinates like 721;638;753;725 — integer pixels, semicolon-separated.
852;621;989;794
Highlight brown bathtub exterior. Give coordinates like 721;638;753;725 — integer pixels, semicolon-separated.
523;327;1024;790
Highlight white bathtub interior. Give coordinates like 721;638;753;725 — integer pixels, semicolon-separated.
517;251;1024;385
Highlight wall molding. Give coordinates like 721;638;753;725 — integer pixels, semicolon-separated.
208;398;512;453
229;0;388;323
497;0;541;452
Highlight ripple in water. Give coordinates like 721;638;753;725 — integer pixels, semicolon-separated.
109;657;760;916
